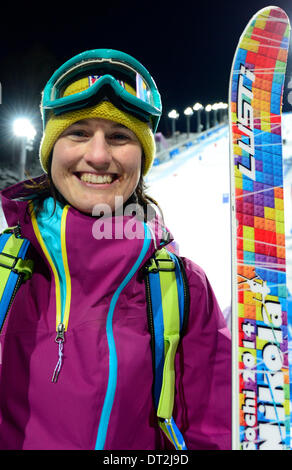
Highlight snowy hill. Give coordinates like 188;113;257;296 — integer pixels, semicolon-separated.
147;126;231;310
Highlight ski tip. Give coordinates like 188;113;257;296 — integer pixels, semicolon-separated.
255;5;290;24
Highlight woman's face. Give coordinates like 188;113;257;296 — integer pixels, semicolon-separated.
51;118;142;214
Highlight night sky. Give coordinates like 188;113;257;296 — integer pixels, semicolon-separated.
1;0;292;164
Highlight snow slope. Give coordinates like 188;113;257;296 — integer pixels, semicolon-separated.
147;126;231;311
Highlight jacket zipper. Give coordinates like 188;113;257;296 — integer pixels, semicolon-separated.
144;274;156;372
6;275;22;314
29;201;71;383
176;256;190;339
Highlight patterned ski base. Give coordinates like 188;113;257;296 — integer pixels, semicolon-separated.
229;6;291;449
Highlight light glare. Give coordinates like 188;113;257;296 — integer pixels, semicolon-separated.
168;109;179;119
184;107;193;116
13;118;36;139
193;103;203;111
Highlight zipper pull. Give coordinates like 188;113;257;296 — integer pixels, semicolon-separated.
52;323;65;383
55;322;65;343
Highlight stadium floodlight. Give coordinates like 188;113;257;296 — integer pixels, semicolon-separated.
193;102;203;112
211;103;220;125
168;109;179;119
184;107;194;138
168;109;180;138
184;107;194;116
193;103;203;133
12;118;37;181
13;118;36;140
205;104;212;129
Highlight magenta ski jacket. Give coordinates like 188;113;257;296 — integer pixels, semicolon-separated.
0;178;231;450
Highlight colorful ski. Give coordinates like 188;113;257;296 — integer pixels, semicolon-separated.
229;6;291;450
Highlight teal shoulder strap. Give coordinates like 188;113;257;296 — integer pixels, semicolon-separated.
144;247;190;450
0;226;34;332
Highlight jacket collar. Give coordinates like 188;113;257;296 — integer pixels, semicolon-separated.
0;175;172;258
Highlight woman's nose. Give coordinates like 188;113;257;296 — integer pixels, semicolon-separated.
83;132;112;168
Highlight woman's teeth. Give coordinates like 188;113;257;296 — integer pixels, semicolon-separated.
79;173;116;184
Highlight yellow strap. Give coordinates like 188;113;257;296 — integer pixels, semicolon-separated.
147;255;175;273
14;258;34;281
155;248;180;419
157;333;180;418
0;235;25;298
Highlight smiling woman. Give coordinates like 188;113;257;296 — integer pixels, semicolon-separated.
0;49;231;451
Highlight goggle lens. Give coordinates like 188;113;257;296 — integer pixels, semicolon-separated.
53;59;156;108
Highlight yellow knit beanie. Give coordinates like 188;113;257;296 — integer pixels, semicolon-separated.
39;77;156;175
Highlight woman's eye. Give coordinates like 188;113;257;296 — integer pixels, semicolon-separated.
62;127;89;139
70;130;88;137
110;133;130;142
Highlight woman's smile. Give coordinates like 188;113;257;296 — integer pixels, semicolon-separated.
75;172;120;185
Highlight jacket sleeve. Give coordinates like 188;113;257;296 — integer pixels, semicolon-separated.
173;257;232;450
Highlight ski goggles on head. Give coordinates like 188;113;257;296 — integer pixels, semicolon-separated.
42;49;162;133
